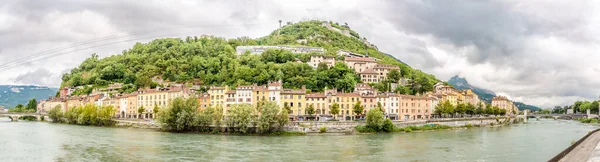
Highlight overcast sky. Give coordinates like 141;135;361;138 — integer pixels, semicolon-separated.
1;0;599;108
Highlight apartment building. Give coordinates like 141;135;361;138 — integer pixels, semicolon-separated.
281;86;306;119
208;86;228;107
309;55;336;68
399;95;431;121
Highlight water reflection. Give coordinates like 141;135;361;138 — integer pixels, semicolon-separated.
0;118;597;161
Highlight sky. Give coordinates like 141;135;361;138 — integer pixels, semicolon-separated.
1;0;600;108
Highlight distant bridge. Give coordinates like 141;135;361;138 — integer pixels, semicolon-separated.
527;114;590;120
0;112;46;121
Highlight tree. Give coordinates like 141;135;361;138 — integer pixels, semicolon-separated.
466;103;475;116
153;104;160;118
485;104;493;115
456;103;466;117
26;98;37;112
48;105;63;123
158;97;199;132
306;104;315;118
386;69;401;83
276;108;289;131
353;101;364;118
138;106;145;119
330;103;340;119
475;103;484;115
256;101;279;134
376;102;384;113
366;109;384;131
227;104;254;133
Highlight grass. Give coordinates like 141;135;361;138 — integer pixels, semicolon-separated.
319;126;327;133
578;118;599;123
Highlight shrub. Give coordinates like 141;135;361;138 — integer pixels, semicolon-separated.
320;126;327;133
382;119;395;132
19;116;37;121
366;109;384;131
158;97;199;131
355;125;376;133
48;105;64;123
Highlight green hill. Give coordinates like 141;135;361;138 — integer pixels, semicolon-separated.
60;20;439;95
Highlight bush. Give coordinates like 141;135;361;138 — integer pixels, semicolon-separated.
382;119;395;132
355;125;376;133
366;109;384;131
158;97;199;132
60;104;115;126
48;105;64;123
320;126;327;133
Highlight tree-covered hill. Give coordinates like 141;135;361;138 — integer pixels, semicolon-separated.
60;20;439;95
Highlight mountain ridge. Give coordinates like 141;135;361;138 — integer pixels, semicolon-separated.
447;75;541;111
0;85;58;108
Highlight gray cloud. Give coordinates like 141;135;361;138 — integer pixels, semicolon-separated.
1;0;599;108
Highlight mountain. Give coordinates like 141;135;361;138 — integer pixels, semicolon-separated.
447;75;541;111
60;20;439;95
447;76;496;103
0;85;58;108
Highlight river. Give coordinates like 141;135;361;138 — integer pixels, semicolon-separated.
0;118;597;161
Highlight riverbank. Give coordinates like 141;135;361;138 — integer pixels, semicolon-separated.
111;116;520;135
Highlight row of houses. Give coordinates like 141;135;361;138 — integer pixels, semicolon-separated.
430;82;519;115
39;81;434;121
207;81;433;121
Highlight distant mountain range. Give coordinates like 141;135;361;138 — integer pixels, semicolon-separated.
0;85;58;108
447;75;541;111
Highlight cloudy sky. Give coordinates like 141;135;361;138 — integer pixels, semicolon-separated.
1;0;599;108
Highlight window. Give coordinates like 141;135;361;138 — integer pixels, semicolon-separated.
290;102;294;107
298;103;302;107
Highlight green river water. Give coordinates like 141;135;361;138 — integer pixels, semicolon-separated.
0;118;597;161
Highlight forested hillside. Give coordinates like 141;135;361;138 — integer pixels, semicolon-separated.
60;20;439;95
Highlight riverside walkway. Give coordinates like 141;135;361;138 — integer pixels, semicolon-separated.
553;129;600;162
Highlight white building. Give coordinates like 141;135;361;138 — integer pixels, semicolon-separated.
268;80;283;107
309;56;336;68
236;46;325;55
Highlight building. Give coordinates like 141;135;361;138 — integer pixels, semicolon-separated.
306;93;329;120
126;92;138;118
267;80;283;107
59;86;76;98
321;22;352;37
399;95;431;121
334;92;361;120
197;93;211;111
208;86;228;107
224;90;237;114
235;46;324;55
235;85;255;105
492;96;518;115
344;57;377;74
281;86;306;120
253;85;269;107
309;55;336;68
373;64;400;82
37;97;66;113
360;69;380;83
354;83;376;95
0;106;6;112
337;50;367;58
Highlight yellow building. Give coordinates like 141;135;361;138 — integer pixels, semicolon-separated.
137;87;183;119
441;93;458;106
208;86;229;107
252;85;269;107
280;86;306;120
333;93;361;120
306;93;328;117
126;93;138;118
